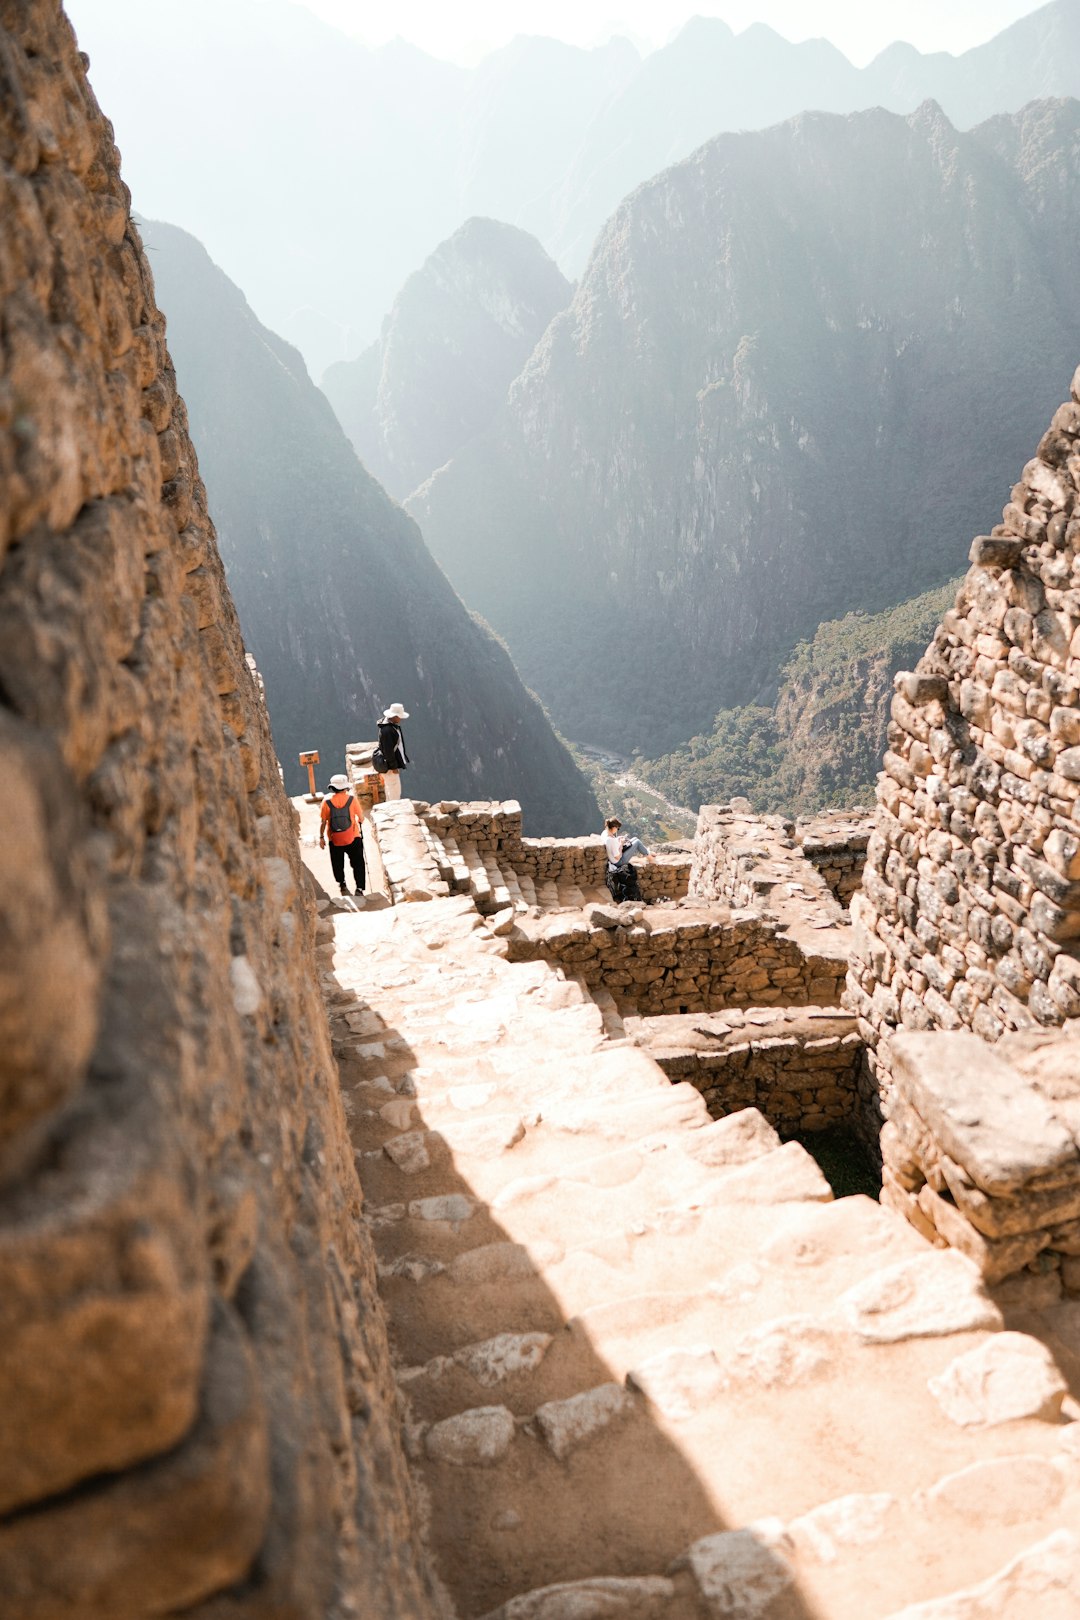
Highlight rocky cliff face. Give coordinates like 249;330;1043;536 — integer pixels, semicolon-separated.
411;98;1080;760
547;1;1080;272
0;9;436;1615
67;0;1080;366
142;219;598;833
323;217;571;500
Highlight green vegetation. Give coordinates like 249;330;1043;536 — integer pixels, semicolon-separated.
638;580;960;816
566;742;696;843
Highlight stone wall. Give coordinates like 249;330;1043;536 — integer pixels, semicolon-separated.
690;801;870;916
626;1008;862;1137
849;368;1080;1069
798;811;873;907
879;1030;1080;1295
848;367;1080;1288
418;798;692;901
506;906;847;1015
0;10;434;1616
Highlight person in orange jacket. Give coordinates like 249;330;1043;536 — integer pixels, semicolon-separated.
319;773;365;895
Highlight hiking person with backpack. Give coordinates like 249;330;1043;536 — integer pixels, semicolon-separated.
319;773;366;895
601;816;655;904
374;703;410;800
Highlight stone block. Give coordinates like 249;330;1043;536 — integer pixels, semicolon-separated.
0;1085;209;1515
915;1184;1048;1282
927;1330;1068;1428
0;713;105;1155
0;1305;270;1619
887;1030;1079;1195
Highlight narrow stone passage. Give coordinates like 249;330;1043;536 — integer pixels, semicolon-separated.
303;799;1080;1620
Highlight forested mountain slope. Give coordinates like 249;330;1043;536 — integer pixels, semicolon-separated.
640;581;962;815
410;98;1080;757
143;220;599;832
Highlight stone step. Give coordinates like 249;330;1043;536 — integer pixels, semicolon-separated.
484;853;523;910
412;1385;721;1620
387;1201;914;1426
465;1484;1080;1620
476;1574;699;1620
373;1160;840;1369
320;888;1080;1620
421;819;454;885
359;1088;720;1210
370;800;450;902
438;831;473;894
408;1278;1072;1620
454;839;493;910
586;983;627;1042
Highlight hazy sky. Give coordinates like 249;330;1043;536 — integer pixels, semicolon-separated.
303;0;1046;66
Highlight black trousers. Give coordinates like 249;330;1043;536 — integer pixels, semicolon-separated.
329;838;365;892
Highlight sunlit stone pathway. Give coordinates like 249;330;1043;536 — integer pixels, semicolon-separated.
303;804;1080;1619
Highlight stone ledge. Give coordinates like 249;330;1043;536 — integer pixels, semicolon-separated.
881;1029;1080;1286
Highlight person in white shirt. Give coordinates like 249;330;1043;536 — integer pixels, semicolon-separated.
601;816;654;903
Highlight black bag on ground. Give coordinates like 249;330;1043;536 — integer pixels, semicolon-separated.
606;864;642;905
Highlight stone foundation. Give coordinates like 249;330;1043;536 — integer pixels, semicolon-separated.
626;1008;862;1136
798;811;874;907
426;800;691;897
879;1029;1080;1295
690;801;871;917
506;905;847;1015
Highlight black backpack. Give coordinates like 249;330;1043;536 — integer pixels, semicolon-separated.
327;794;354;834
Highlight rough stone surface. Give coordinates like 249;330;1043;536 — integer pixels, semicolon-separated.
927;1332;1069;1427
478;1576;676;1620
319;847;1080;1620
0;8;435;1614
880;1531;1080;1619
848;374;1080;1282
839;1251;1002;1343
535;1383;635;1460
425;1405;517;1467
681;1524;797;1617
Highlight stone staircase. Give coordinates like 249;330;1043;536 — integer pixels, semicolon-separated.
319;892;1080;1620
415;810;605;917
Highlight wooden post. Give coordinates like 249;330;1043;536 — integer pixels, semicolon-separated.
299;749;320;802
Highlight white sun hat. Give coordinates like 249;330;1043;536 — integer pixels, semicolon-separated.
381;703;410;721
329;773;349;789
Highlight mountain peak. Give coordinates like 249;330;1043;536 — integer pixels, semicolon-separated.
669;15;735;49
323;219;570;502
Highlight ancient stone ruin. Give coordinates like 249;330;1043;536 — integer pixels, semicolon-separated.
3;5;1080;1617
0;9;432;1615
849;366;1080;1300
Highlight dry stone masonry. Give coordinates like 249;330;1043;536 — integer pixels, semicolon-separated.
849;368;1080;1295
505;905;846;1016
293;791;1080;1620
9;5;1080;1614
629;1007;863;1137
377;797;692;912
0;9;435;1615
